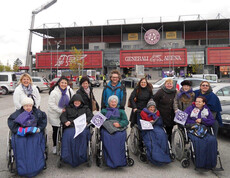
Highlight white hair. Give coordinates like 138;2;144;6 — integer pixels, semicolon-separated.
108;95;119;104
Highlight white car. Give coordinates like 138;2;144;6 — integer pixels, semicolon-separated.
210;83;230;105
32;77;49;93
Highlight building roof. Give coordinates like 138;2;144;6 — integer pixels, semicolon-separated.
32;19;230;38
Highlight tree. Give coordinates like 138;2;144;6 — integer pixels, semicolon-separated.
191;55;203;74
4;65;12;71
0;61;4;72
13;58;23;66
69;47;85;76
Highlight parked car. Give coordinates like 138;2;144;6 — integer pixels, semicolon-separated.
121;77;140;88
0;86;3;95
49;77;73;89
0;72;18;95
152;77;215;94
220;104;230;134
89;77;100;87
31;77;50;93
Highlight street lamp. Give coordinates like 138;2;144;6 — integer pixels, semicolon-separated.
48;41;52;79
55;40;61;76
26;0;57;75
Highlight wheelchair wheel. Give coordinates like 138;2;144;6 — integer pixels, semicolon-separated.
172;128;185;161
87;140;93;167
127;158;134;166
96;157;103;168
181;158;190;168
138;153;147;163
129;126;139;155
170;153;176;161
56;127;62;156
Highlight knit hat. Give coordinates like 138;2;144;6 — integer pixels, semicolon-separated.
21;97;34;106
147;100;156;108
181;80;192;86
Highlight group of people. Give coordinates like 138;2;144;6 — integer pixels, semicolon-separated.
7;71;222;177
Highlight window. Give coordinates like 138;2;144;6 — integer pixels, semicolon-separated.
32;78;41;82
216;90;224;96
12;74;17;81
222;87;230;96
94;46;99;50
0;75;8;81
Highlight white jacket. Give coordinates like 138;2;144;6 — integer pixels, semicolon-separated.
13;84;41;110
48;86;74;127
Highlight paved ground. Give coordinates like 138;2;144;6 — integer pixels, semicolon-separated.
0;85;229;178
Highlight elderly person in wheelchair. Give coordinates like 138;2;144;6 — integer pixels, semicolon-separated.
138;100;172;165
7;97;47;177
98;95;131;168
59;94;93;167
183;96;217;169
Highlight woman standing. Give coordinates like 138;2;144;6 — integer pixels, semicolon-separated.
13;73;41;110
76;76;99;112
153;78;177;142
129;78;153;127
194;81;222;137
48;76;74;154
174;80;195;112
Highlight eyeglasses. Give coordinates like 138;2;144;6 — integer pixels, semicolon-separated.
201;85;209;87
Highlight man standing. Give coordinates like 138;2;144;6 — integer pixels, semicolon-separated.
101;70;126;109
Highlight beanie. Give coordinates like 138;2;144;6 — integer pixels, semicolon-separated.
147;100;156;108
21;97;34;106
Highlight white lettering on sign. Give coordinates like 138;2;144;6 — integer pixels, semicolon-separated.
54;54;88;67
124;55;182;62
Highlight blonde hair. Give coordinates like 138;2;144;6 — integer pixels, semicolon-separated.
164;78;173;84
19;73;33;85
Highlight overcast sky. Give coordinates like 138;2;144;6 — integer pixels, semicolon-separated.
0;0;229;66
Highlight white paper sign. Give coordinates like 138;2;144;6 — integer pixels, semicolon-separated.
140;119;153;130
73;113;86;138
174;110;188;126
91;112;107;128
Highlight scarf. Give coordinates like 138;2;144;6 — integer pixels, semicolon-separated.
190;106;209;119
162;85;176;94
14;110;37;127
22;84;33;97
105;107;120;119
143;108;159;120
58;86;70;109
177;88;193;99
84;87;90;97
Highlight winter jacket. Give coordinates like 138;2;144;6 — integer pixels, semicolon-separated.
48;86;74;127
153;88;177;127
60;94;93;127
76;86;99;111
13;84;41;110
8;107;47;134
101;108;128;128
101;81;126;109
173;90;195;111
184;104;215;127
140;109;160;122
194;89;222;125
129;86;153;110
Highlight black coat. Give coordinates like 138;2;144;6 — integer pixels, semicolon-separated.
76;86;99;111
129;86;153;126
60;94;93;127
8;107;47;134
153;88;177;127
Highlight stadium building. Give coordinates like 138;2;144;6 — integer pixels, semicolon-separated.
31;15;230;79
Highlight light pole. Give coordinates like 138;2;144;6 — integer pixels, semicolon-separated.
55;40;61;76
48;41;53;79
26;0;57;75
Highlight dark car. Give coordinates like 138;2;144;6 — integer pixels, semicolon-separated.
89;77;100;87
121;77;140;88
219;104;230;134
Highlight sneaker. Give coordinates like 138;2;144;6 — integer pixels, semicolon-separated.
52;146;57;154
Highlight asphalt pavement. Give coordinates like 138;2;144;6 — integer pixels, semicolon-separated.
0;86;229;178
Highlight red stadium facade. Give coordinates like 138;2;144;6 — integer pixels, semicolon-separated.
31;17;230;79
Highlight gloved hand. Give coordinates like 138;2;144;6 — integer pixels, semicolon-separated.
24;127;38;135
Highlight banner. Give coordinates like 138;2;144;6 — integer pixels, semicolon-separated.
73;114;86;138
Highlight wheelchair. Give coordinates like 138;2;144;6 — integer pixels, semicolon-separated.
95;127;134;168
171;124;224;171
56;123;94;168
128;122;175;163
6;129;48;173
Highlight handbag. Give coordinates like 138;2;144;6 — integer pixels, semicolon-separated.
92;99;97;111
128;97;136;108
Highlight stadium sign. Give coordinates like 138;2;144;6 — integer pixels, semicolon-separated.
144;29;160;45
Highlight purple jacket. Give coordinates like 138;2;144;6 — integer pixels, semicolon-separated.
184;104;215;126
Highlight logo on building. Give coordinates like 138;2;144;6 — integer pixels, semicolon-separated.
144;29;160;45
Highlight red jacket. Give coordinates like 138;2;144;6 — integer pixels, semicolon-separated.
140;110;160;122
